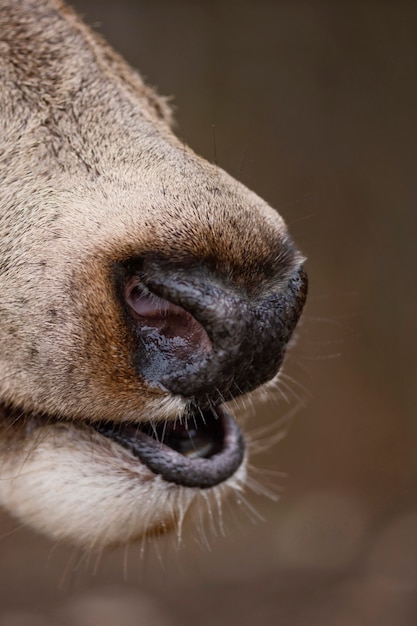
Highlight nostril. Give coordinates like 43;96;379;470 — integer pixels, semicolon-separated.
126;284;185;320
125;280;212;352
118;258;307;400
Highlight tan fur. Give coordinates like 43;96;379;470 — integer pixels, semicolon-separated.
0;0;303;548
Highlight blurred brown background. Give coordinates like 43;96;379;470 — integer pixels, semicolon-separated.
1;1;416;624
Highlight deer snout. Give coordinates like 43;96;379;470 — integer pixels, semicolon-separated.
118;256;308;404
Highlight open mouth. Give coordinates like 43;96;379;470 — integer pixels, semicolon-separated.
92;405;245;489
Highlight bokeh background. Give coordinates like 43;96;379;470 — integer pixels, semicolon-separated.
1;1;416;624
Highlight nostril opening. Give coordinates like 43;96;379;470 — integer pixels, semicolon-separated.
125;279;212;352
126;284;185;320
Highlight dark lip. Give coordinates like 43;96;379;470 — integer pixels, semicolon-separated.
92;405;245;489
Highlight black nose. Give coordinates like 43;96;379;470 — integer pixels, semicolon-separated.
117;256;307;403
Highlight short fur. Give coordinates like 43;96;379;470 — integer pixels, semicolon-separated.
0;0;305;548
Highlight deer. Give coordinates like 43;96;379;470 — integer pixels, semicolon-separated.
0;0;307;549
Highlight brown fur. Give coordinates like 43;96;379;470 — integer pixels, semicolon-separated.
0;0;305;548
